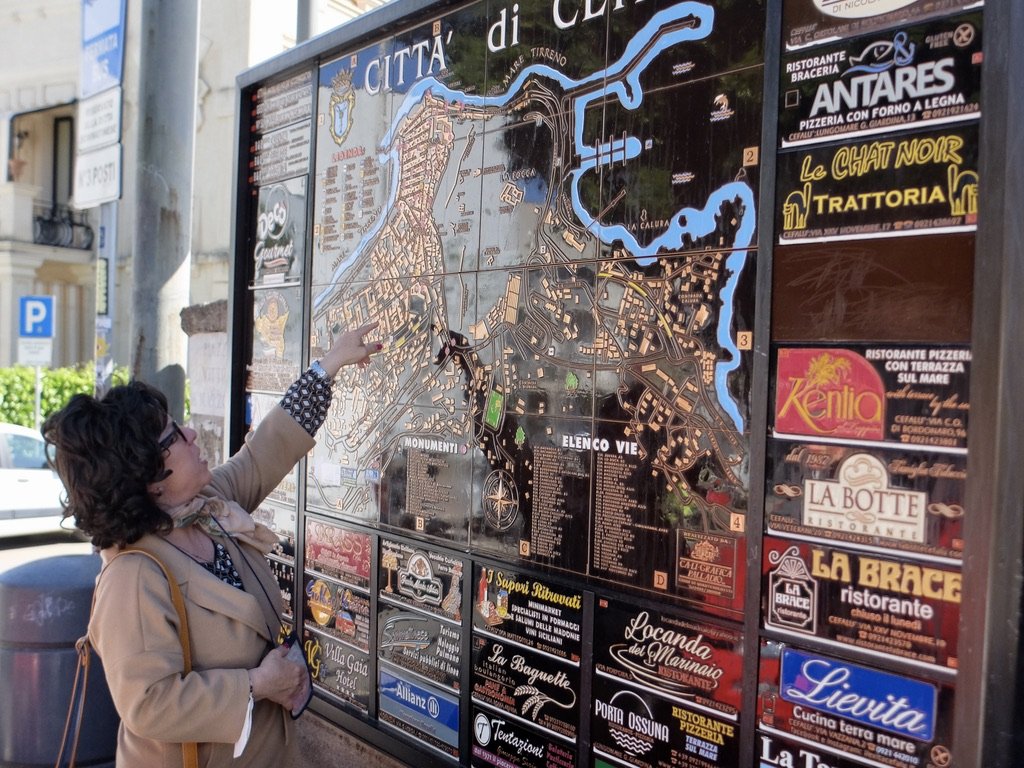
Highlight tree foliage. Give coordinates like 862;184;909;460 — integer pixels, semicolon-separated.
0;365;131;428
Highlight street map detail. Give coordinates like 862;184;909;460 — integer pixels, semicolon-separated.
307;0;763;614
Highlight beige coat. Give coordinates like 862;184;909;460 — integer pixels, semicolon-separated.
90;406;315;768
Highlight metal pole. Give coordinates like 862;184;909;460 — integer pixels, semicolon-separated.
297;0;312;44
129;0;198;418
95;201;118;397
33;365;41;430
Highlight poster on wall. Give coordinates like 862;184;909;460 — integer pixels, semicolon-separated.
471;564;584;663
471;703;577;768
379;663;461;758
246;286;304;393
378;603;462;691
765;440;966;561
782;0;981;51
771;235;975;345
304;625;371;713
305;518;371;589
772;344;971;453
762;536;960;672
252;176;306;286
777;123;979;244
757;641;955;768
471;633;581;741
779;12;982;147
301;0;763;588
379;538;465;624
591;596;743;767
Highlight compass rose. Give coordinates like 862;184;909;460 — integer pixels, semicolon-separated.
483;470;519;531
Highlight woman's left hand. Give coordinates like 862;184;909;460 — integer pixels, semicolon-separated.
320;321;381;377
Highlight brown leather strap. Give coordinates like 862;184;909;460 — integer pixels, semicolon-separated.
55;635;92;767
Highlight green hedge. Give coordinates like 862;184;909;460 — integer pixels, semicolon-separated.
0;365;130;428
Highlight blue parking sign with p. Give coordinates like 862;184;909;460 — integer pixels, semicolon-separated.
19;296;55;338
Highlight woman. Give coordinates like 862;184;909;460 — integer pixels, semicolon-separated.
44;323;379;768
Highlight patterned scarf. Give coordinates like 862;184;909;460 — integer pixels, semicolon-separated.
167;496;278;555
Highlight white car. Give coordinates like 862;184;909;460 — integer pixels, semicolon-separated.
0;422;70;538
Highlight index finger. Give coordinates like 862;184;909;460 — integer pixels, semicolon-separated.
352;321;380;337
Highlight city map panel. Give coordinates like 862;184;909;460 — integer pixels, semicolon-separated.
306;0;762;613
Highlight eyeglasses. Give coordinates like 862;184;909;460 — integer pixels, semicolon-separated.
158;420;187;454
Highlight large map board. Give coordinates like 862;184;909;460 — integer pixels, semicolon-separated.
234;0;984;764
304;0;763;615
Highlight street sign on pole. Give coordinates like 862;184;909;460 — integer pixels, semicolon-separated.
19;296;55;338
80;0;127;99
77;86;122;153
18;296;55;429
18;296;54;365
74;142;122;208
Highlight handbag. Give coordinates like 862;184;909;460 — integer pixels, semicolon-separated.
56;546;199;768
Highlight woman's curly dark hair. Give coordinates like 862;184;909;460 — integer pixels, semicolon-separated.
42;381;175;549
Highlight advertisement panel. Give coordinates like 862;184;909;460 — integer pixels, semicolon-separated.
471;704;576;768
379;664;461;758
305;518;372;588
762;536;960;671
379;538;465;623
303;573;371;652
247;286;305;393
779;13;982;147
593;597;744;716
378;604;462;691
304;625;371;713
252;176;307;287
757;641;955;768
592;677;740;768
772;345;971;452
782;0;980;51
777;124;979;243
471;634;581;740
765;441;966;561
252;499;297;562
771;235;974;345
472;564;584;663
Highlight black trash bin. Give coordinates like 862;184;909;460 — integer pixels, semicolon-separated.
0;554;118;767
